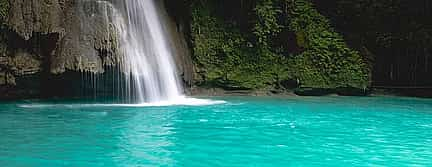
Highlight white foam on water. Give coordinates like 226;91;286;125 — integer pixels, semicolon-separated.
18;104;58;108
102;97;226;107
18;98;226;108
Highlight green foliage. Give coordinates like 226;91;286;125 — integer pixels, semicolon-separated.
287;0;369;88
295;31;307;48
253;0;282;46
191;2;292;89
190;0;370;90
315;0;432;86
0;0;8;24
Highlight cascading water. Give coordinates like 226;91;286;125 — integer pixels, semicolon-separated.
111;0;183;103
82;0;223;106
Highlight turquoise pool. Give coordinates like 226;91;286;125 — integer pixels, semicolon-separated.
1;96;432;166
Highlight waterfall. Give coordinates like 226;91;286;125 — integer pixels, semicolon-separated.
79;0;223;106
111;0;183;103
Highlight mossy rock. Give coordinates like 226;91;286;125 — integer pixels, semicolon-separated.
0;0;9;23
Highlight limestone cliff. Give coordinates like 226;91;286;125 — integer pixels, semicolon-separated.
0;0;193;99
0;0;115;98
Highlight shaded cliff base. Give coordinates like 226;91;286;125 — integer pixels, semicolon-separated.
369;88;432;98
188;87;432;99
2;79;432;101
0;69;114;101
0;67;189;101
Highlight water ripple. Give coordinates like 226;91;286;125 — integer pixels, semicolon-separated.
1;96;432;166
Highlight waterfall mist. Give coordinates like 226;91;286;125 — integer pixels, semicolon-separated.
102;0;183;103
115;0;183;103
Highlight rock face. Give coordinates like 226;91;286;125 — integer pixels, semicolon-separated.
7;0;64;41
161;0;194;88
6;0;120;74
0;0;194;99
0;0;117;99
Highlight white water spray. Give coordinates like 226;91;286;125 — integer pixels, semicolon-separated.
82;0;225;106
112;0;183;103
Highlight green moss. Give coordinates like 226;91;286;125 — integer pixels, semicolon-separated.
0;0;8;23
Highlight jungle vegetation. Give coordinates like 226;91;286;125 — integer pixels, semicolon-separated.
187;0;369;91
175;0;432;92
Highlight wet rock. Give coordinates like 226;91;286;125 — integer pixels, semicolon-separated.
0;72;5;85
4;0;120;74
336;87;369;96
52;0;120;74
162;0;194;87
294;87;334;96
7;0;65;40
5;72;15;85
0;0;122;98
8;50;42;76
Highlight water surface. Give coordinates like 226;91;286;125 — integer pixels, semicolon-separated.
1;96;432;166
